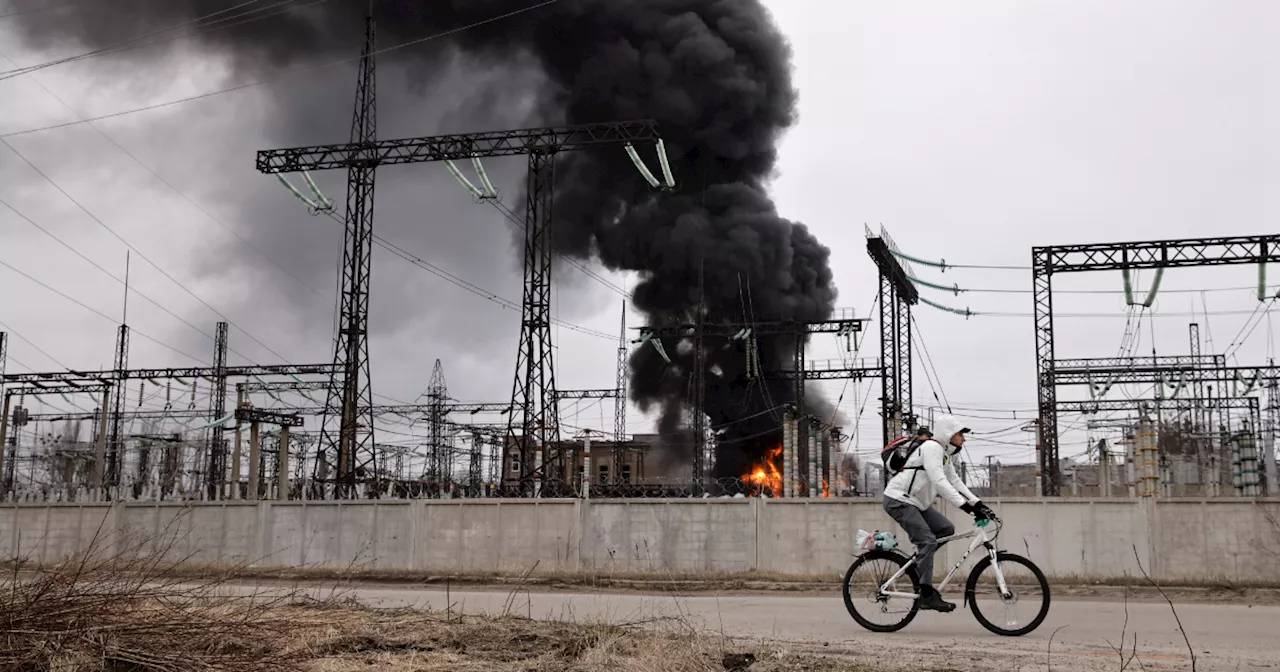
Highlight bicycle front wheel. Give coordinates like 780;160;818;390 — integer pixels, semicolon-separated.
964;551;1050;636
842;550;920;633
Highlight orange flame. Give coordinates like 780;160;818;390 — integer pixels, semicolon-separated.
743;445;784;497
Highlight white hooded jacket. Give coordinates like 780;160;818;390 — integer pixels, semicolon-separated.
883;415;980;511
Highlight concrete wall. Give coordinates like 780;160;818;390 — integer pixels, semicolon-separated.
1;498;1277;584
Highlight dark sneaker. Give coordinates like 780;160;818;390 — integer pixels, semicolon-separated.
917;586;956;612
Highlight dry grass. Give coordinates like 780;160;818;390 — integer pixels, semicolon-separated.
0;512;870;671
0;518;306;671
279;603;862;672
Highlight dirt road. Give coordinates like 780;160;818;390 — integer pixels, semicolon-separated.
291;583;1277;671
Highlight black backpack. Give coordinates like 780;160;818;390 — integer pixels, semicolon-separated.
881;435;927;475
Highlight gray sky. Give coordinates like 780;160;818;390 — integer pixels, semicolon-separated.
0;0;1276;475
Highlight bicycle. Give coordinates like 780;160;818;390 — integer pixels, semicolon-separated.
842;515;1051;636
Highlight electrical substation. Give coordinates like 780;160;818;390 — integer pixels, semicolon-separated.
1;11;1277;512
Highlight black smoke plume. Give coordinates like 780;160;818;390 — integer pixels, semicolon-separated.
13;0;838;482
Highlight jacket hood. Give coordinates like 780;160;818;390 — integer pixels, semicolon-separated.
931;415;969;454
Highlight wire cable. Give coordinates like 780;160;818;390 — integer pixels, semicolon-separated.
0;50;332;305
487;199;631;298
0;193;251;363
0;1;94;20
0;0;295;81
1;1;335;78
0;319;71;370
0;0;564;139
314;209;613;340
1;139;291;363
0;257;207;363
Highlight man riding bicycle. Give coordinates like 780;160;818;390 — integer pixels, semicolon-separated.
883;415;996;612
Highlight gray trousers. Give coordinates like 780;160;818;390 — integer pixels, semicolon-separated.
884;497;955;587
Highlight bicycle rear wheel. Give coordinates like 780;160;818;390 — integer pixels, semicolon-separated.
964;551;1050;636
842;550;920;633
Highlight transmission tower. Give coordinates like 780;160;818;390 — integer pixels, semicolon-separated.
426;359;447;487
316;13;380;496
614;303;627;479
205;322;229;497
866;227;918;447
260;118;662;496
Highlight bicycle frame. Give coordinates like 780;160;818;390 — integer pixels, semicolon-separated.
877;519;1010;600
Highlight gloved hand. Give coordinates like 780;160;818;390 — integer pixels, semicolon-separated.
974;501;997;521
961;501;995;522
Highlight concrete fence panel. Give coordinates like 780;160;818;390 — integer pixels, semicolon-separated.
0;498;1277;585
583;499;756;573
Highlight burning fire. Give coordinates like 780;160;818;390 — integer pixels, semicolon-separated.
741;446;835;498
743;446;784;497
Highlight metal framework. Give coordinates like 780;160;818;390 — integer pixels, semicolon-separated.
426;360;447;483
234;407;304;428
867;227;918;447
1057;397;1260;414
205;322;229;497
636;312;874;491
1033;234;1280;495
635;312;871;416
1052;359;1276;386
259;117;663;498
615;306;627;478
3;364;336;385
106;324;129;489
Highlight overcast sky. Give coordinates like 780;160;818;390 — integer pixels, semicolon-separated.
0;0;1276;476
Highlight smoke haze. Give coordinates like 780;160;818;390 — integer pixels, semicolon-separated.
12;0;839;481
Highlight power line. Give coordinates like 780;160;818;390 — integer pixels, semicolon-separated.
314;209;613;340
0;1;93;20
0;319;71;370
0;257;207;363
1;138;292;363
1;1;335;79
0;0;564;139
0;51;332;305
0;0;303;81
0;192;252;363
486;199;631;298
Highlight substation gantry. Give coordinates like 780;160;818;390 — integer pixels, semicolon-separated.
1033;234;1280;495
0;319;336;499
255;9;668;497
865;226;920;446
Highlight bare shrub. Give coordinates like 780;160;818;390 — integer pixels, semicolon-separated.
0;509;303;671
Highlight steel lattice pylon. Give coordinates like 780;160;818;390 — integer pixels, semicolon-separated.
426;359;447;487
614;304;627;481
316;15;381;497
106;323;130;491
203;322;229;498
511;152;560;494
867;228;917;457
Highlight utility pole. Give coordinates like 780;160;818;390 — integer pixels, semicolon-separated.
205;322;229;498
